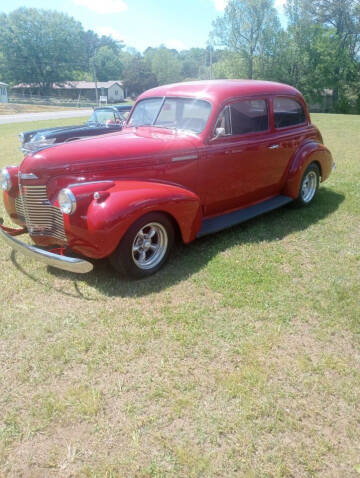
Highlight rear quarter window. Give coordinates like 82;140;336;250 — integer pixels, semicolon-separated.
274;97;306;128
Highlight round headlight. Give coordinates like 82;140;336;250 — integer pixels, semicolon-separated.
58;188;77;215
0;168;12;192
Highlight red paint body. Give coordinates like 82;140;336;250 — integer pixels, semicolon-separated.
3;80;334;259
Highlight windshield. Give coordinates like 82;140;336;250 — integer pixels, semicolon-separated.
128;97;212;133
87;109;121;125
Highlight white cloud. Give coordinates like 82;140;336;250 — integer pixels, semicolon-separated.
95;26;125;42
74;0;128;14
213;0;228;11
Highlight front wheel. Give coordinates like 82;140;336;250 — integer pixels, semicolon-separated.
293;163;320;207
109;212;174;279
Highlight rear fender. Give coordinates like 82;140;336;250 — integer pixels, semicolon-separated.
283;141;334;198
65;180;202;259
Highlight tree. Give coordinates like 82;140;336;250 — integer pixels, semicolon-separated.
179;48;208;79
213;50;247;78
282;1;329;97
94;46;123;81
145;46;182;85
0;8;86;94
283;0;360;111
0;51;6;82
212;0;282;79
122;54;158;97
304;0;360;108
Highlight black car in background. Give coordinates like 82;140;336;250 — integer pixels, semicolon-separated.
114;104;132;116
19;105;132;155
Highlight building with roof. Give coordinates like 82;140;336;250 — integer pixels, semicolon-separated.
12;81;125;103
0;82;9;103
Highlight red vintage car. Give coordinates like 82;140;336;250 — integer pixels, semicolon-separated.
0;80;334;278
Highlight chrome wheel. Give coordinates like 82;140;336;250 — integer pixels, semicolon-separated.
132;222;168;270
301;170;318;203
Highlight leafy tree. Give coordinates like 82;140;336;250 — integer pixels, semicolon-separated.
283;0;360;111
0;8;86;94
213;50;247;78
179;48;208;79
83;29;121;63
94;46;123;81
122;54;158;97
145;46;182;85
0;51;6;82
304;0;360;109
282;1;330;96
212;0;282;79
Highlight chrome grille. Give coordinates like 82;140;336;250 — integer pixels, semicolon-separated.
15;185;67;243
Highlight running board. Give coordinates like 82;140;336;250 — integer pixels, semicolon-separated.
197;195;293;237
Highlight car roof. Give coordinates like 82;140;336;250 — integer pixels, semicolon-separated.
94;106;118;111
114;105;132;110
138;80;303;105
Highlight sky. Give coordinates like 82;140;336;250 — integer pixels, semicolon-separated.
0;0;287;53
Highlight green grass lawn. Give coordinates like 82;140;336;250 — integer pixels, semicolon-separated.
0;114;359;477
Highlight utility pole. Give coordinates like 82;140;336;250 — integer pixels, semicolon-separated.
91;50;99;106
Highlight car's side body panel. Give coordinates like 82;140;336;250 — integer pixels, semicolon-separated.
61;180;202;258
282;141;333;198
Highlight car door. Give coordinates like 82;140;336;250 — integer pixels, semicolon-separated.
271;96;310;183
200;97;293;216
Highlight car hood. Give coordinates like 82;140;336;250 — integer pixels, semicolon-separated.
19;126;202;179
29;123;101;141
22;124;85;142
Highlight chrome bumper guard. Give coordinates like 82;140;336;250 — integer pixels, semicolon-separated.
0;225;93;274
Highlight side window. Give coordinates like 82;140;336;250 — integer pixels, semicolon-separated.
214;99;268;138
274;97;306;128
214;106;231;136
230;99;269;135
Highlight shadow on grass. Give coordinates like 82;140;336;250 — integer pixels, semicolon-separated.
11;188;344;298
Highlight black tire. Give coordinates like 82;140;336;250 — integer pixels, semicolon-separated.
109;212;175;279
293;163;320;207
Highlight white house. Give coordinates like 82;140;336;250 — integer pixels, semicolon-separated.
105;82;125;102
0;82;9;103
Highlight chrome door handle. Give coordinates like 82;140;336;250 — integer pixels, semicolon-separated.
268;144;280;150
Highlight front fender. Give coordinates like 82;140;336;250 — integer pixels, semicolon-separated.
283;141;334;198
64;180;202;259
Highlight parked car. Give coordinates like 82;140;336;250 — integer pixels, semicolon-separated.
1;80;334;278
19;106;128;154
114;104;133;116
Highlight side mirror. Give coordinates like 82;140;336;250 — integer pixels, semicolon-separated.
213;127;226;140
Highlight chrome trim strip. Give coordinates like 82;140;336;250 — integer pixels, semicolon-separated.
20;173;39;180
67;180;114;189
0;227;93;274
172;154;198;162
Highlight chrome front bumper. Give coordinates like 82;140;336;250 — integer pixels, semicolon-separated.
0;225;93;274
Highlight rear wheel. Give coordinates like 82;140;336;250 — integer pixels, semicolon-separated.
293;163;320;207
109;212;174;279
